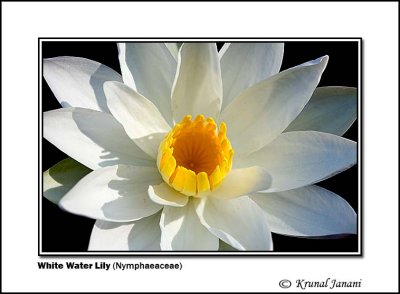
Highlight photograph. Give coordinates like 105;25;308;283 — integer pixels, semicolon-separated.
41;40;360;254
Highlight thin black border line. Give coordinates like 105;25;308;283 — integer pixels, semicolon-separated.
359;39;364;257
39;37;362;40
38;38;42;257
39;38;362;257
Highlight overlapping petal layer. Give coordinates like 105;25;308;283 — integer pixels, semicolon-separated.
117;43;176;125
285;86;357;136
219;42;284;109
235;131;356;192
148;183;189;207
160;199;219;250
195;196;273;250
44;108;154;170
104;81;170;158
251;185;357;236
44;57;122;112
220;56;329;156
89;212;161;251
59;165;162;222
209;167;271;199
172;43;223;121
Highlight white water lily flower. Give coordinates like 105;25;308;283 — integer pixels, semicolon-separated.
43;42;357;251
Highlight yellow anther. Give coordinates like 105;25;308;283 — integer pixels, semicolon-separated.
158;146;173;169
196;172;211;197
160;153;176;183
194;114;205;123
218;122;227;140
170;166;186;192
182;169;197;196
157;115;234;197
182;115;192;124
210;165;223;190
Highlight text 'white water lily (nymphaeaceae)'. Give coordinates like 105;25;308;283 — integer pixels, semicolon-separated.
43;42;357;251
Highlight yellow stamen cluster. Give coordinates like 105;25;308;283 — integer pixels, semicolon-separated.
157;115;234;197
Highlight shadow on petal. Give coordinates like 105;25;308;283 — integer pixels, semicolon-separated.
101;165;162;221
127;212;162;251
89;66;114;113
133;132;167;159
71;109;153;168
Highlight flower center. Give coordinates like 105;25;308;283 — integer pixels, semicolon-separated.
157;115;234;197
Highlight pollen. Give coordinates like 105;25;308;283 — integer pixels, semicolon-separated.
157;115;234;197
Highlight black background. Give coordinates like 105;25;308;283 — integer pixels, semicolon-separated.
41;40;359;253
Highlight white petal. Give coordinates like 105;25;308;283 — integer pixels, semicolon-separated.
117;43;176;125
220;43;284;110
43;158;91;204
43;57;122;112
171;43;222;121
210;167;271;199
148;183;188;207
160;199;218;250
59;165;162;222
104;81;170;158
44;108;153;170
285;87;357;136
88;212;161;251
195;197;273;250
236;131;357;192
251;185;357;236
165;42;183;61
221;56;329;156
